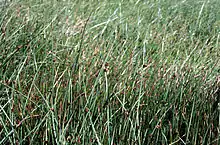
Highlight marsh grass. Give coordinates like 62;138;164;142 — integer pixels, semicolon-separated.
0;0;219;144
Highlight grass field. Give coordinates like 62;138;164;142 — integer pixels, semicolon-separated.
0;0;219;144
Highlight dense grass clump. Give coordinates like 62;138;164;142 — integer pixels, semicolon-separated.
0;0;219;144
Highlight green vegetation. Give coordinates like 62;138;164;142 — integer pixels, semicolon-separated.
0;0;219;144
